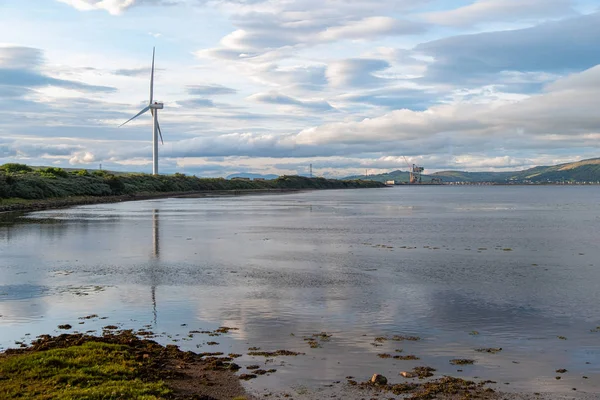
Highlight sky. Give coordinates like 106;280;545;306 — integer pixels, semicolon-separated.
1;0;600;177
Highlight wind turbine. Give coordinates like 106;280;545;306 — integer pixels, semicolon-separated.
119;47;164;175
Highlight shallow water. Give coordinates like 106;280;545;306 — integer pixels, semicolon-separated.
1;186;600;395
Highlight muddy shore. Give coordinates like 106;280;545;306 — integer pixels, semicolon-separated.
2;329;596;400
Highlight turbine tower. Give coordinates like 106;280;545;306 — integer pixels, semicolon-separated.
119;47;164;175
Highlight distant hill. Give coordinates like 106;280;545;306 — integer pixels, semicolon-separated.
344;158;600;184
226;173;279;180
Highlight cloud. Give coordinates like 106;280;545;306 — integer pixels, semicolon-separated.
198;2;430;62
56;0;179;15
319;16;425;41
338;87;441;111
423;0;577;27
0;68;116;93
176;98;216;108
0;46;43;68
249;92;334;111
57;0;137;14
113;67;153;77
416;12;600;85
0;86;34;98
0;141;85;158
0;46;116;94
186;84;237;96
326;58;390;87
69;151;96;164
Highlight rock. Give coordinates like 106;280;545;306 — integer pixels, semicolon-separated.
556;369;567;373
400;371;416;378
370;374;387;385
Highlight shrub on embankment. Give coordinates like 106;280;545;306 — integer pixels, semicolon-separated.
0;164;384;200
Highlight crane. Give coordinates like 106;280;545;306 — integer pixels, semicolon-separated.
403;156;417;184
402;156;424;184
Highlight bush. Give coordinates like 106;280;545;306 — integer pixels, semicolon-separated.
38;167;68;178
74;169;89;176
0;173;10;197
103;175;125;195
0;163;32;173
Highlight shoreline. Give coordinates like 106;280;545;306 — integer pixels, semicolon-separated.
0;188;310;215
1;330;595;400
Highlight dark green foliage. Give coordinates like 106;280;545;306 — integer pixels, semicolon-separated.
92;170;109;177
103;174;125;195
0;172;10;198
38;167;69;178
0;163;33;173
0;169;384;200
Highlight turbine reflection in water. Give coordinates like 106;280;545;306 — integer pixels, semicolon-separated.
150;209;160;324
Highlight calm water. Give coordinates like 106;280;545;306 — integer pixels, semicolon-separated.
1;186;600;395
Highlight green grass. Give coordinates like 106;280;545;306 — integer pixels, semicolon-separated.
0;342;171;399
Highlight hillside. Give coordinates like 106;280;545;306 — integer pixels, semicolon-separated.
344;158;600;184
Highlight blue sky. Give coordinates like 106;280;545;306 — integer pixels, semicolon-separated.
1;0;599;177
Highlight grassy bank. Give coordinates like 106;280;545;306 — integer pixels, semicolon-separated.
0;164;385;212
0;331;249;400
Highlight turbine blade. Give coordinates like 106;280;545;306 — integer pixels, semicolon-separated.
151;109;164;144
149;47;155;105
119;106;150;127
156;117;164;145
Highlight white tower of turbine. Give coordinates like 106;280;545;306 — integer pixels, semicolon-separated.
119;47;164;175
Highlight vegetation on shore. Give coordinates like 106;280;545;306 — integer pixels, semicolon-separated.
0;341;170;399
0;163;384;204
0;331;249;400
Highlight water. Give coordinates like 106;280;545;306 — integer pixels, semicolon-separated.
1;186;600;395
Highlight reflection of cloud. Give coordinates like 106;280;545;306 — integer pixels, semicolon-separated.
0;300;48;325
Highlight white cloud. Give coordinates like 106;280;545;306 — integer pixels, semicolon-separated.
248;91;334;111
318;17;425;41
423;0;576;27
0;46;43;68
326;59;390;88
57;0;137;15
69;151;96;164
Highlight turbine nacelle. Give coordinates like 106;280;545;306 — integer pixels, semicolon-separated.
150;102;164;110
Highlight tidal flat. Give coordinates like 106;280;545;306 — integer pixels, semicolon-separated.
1;186;600;398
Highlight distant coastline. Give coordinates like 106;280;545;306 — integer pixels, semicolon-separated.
347;157;600;185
